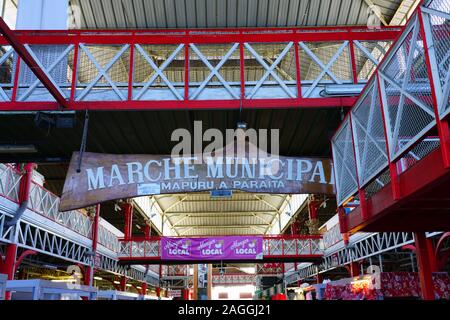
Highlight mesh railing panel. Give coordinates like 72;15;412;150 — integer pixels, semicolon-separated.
363;168;391;199
76;44;130;101
299;42;351;82
398;137;441;173
17;45;73;102
353;41;392;82
351;79;389;187
332;118;359;206
98;224;121;252
0;164;22;202
423;0;450;117
0;46;15;101
379;16;436;161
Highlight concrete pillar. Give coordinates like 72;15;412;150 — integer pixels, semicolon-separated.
16;0;68;30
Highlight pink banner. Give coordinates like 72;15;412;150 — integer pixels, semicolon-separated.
161;236;263;260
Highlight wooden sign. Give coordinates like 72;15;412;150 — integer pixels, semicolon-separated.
60;152;335;211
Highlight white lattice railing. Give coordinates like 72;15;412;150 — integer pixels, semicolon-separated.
322;223;343;249
119;239;160;259
0;165;122;251
262;236;322;256
98;223;121;252
0;164;22;203
162;265;189;277
28;182;93;238
212;274;256;285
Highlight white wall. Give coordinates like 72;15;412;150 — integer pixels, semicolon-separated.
16;0;67;30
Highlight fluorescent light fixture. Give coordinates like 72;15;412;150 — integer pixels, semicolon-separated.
126;284;132;287
113;281;120;284
0;144;37;153
51;278;74;283
236;121;247;130
94;276;103;281
136;286;142;290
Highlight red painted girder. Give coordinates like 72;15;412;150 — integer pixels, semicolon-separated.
343;146;450;233
0;18;67;108
0;27;402;45
0;97;358;111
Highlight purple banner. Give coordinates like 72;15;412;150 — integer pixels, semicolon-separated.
161;236;263;260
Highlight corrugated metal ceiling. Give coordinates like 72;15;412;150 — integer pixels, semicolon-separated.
70;0;406;29
155;191;289;236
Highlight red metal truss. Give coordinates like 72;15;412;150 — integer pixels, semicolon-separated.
0;25;401;111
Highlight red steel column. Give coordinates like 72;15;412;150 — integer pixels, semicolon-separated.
141;282;148;296
183;288;190;300
84;204;100;286
414;232;435;300
120;276;127;292
142;224;151;238
316;273;323;284
3;163;35;300
123;202;133;239
2;244;17;304
349;262;360;277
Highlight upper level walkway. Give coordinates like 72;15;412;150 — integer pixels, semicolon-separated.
331;0;450;234
0;25;400;110
0;163;158;285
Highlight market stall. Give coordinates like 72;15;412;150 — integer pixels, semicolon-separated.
323;272;450;300
6;279;98;300
97;290;141;300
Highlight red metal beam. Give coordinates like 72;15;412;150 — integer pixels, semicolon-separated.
415;232;435;300
0;18;67;108
0;97;358;111
0;27;401;46
343;146;450;233
0;25;399;112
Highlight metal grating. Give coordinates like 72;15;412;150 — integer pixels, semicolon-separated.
397;136;440;173
332;118;358;206
379;15;436;161
353;40;392;81
351;79;388;187
363;167;391;199
422;0;450;118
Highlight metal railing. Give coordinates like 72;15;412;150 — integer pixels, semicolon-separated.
28;182;93;238
118;235;323;260
0;164;22;203
262;235;322;256
0;26;400;110
0;164;122;252
322;223;343;249
332;1;450;208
